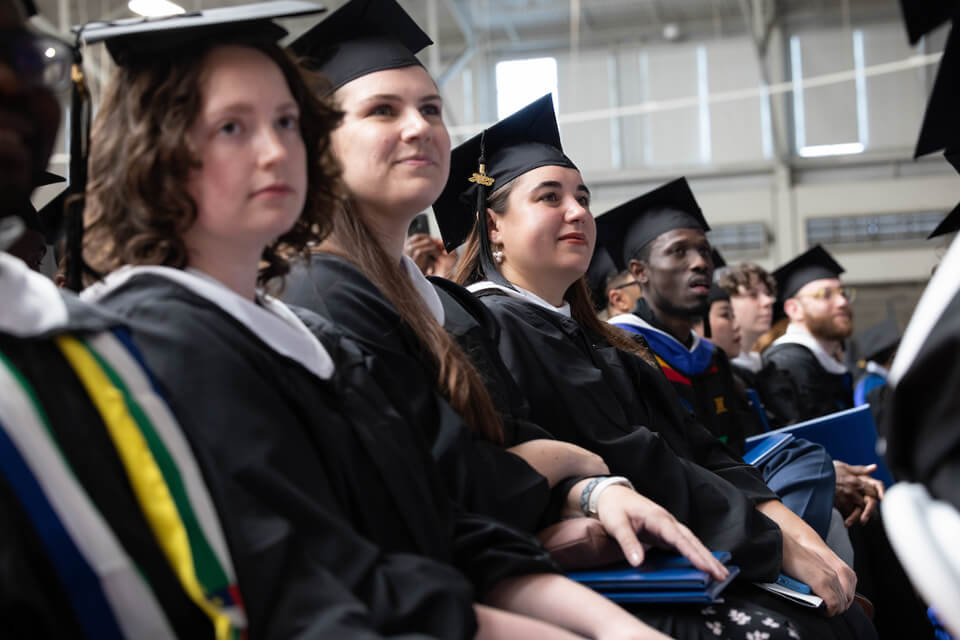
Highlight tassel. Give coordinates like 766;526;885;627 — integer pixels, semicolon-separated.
65;37;92;292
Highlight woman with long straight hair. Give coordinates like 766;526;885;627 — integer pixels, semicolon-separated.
277;2;832;639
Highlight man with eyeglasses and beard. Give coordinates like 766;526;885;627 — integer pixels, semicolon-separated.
763;245;858;424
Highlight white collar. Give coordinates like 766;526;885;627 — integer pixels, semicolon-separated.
0;251;69;337
81;266;334;380
606;312;703;353
890;234;960;385
467;280;571;318
771;323;848;375
400;255;444;325
731;350;763;373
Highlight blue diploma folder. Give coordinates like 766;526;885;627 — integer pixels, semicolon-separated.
742;432;796;465
568;552;739;603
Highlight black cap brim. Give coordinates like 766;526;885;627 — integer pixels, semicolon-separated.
76;1;325;66
914;24;960;158
772;244;845;303
898;0;958;46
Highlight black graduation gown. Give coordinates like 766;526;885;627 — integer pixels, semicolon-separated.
762;343;853;424
0;290;218;638
627;301;767;455
96;273;557;640
471;290;783;582
885;287;960;510
283;255;563;532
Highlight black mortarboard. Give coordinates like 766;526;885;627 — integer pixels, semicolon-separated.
20;0;38;17
772;244;845;303
289;0;431;91
433;94;577;258
913;25;960;158
855;317;901;364
595;178;709;271
898;0;959;46
711;248;726;269
22;173;67;242
928;203;960;238
77;1;323;67
586;246;617;312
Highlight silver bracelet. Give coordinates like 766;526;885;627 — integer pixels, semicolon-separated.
585;476;634;518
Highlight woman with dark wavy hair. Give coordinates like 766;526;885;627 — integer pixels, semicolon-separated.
76;9;642;639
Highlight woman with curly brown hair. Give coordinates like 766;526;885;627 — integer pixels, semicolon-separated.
75;8;649;639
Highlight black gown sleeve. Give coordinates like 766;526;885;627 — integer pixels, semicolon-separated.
104;288;477;640
763;344;851;423
885;289;960;510
283;257;558;532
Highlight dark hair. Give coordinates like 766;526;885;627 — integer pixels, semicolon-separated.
453;180;659;367
83;40;342;286
717;263;777;299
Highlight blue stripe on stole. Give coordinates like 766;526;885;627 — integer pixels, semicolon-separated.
0;418;126;640
612;323;715;376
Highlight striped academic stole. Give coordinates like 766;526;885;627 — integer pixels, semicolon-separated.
0;328;245;639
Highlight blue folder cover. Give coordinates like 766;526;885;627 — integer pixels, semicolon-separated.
568;552;738;604
743;432;795;466
744;405;894;486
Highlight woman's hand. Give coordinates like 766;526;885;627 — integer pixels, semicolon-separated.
758;499;855;616
507;439;609;487
595;485;729;582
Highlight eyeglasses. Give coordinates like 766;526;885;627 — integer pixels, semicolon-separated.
796;286;856;303
1;29;74;94
610;279;641;291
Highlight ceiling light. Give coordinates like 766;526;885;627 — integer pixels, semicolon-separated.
128;0;186;18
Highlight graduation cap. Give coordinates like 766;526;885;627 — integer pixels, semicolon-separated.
433;94;577;287
898;0;959;46
21;172;67;243
928;204;960;238
586;246;618;312
58;1;325;291
771;244;845;303
289;0;431;91
855;316;901;365
20;0;38;17
912;25;960;158
77;1;323;67
594;177;709;271
711;247;726;269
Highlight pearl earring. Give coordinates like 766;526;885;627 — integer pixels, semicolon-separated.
493;249;504;264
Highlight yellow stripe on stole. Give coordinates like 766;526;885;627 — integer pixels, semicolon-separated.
55;336;233;640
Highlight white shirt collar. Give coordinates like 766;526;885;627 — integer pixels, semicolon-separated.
0;251;69;337
731;350;764;373
80;265;334;380
400;255;445;325
890;234;960;385
467;280;571;318
771;322;848;375
606;312;702;353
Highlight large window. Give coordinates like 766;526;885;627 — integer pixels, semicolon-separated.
708;222;769;253
806;211;944;247
495;57;558;119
